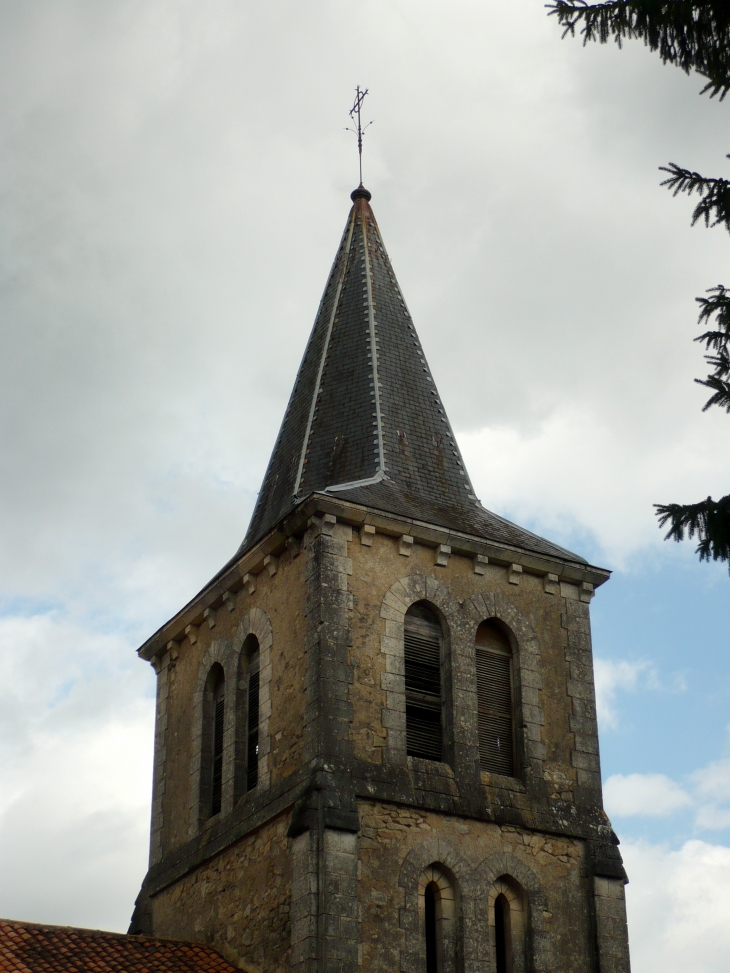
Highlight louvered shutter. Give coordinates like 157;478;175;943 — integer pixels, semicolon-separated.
246;668;260;792
211;690;225;815
476;647;515;776
404;615;443;761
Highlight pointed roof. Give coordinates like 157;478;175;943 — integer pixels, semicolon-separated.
241;187;582;564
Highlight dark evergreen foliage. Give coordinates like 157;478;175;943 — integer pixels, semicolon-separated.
660;160;730;231
655;286;730;565
548;1;730;99
656;495;730;563
549;0;730;567
694;284;730;413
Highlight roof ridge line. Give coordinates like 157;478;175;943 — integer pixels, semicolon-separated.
372;217;479;504
324;469;386;493
292;209;357;499
362;207;385;475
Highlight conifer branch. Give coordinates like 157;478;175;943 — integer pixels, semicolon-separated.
695;372;730;411
696;284;730;337
548;1;730;99
655;494;730;565
694;285;730;411
656;288;730;561
660;160;730;230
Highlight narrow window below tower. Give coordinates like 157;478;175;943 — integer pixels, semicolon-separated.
210;668;225;816
425;881;440;973
404;602;444;761
246;639;260;792
476;621;516;776
495;892;513;973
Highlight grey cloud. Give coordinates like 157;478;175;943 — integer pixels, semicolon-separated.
1;0;729;946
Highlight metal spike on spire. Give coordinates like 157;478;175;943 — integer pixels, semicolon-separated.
346;86;373;187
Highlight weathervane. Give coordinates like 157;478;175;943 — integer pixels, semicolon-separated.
346;86;373;187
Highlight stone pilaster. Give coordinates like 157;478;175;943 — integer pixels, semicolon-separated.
149;653;170;866
321;830;359;973
291;830;319;973
303;513;355;769
562;597;602;805
594;877;631;973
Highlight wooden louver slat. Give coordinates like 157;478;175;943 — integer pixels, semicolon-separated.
404;624;443;761
476;649;515;777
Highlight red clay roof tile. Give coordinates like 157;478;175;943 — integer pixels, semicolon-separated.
0;921;239;973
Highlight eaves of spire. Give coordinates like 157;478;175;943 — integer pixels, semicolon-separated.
240;187;582;564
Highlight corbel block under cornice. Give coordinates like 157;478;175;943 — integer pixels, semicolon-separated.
137;492;610;664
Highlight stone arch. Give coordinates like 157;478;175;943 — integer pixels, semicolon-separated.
232;608;273;795
463;593;545;782
476;853;549;973
420;862;458;922
490;878;526;973
420;863;458;973
379;575;462;769
398;838;483;973
188;638;237;838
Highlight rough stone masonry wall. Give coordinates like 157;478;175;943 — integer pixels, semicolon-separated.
290;513;360;973
150;812;292;973
141;507;627;972
358;800;593;973
562;591;603;807
148;655;170;866
152;542;308;859
347;532;581;797
290;827;359;973
594;877;632;973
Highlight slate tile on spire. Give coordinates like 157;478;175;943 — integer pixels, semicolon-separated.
241;187;582;564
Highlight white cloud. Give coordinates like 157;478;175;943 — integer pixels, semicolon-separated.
459;403;730;567
604;773;692;818
593;658;648;730
692;759;730;831
0;0;727;948
0;612;154;930
692;757;730;804
0;0;728;611
604;760;730;834
623;839;730;973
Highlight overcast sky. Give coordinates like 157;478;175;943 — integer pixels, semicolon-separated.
1;2;729;970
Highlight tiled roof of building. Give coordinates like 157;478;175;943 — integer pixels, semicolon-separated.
241;186;583;564
0;919;238;973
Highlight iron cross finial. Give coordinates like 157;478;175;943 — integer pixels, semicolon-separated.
346;86;373;187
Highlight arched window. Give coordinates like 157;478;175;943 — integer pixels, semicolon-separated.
425;882;440;973
495;893;512;973
244;635;260;792
475;620;516;776
419;864;456;973
404;602;444;761
490;876;527;973
201;663;225;817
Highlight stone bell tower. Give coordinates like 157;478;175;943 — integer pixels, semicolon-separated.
130;185;631;973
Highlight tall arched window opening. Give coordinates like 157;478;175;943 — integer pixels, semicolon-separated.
491;876;527;973
202;664;225;817
495;892;512;973
476;621;516;776
425;882;439;973
245;635;260;792
418;864;456;973
404;602;444;761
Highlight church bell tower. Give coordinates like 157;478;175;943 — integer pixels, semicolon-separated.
130;184;631;973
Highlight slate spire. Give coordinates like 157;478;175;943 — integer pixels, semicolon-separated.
241;187;581;563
